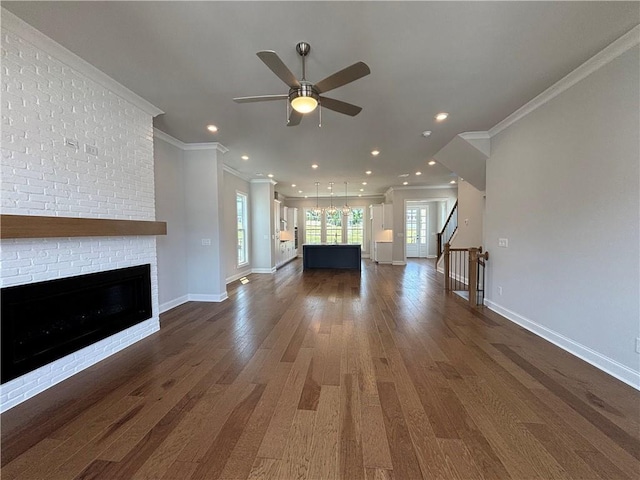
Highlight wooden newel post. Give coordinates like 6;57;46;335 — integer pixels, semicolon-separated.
444;242;451;291
468;247;479;306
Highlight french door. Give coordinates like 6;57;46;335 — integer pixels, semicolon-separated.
406;206;428;257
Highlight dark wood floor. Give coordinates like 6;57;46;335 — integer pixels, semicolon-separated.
2;259;639;479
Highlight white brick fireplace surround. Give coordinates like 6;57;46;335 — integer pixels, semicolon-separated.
0;10;164;412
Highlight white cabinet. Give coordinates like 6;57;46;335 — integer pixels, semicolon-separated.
375;242;392;264
276;240;297;268
370;203;393;263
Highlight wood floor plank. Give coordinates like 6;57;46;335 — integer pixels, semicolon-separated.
340;374;365;480
307;385;340;480
1;259;638;480
189;383;266;480
377;381;423;480
257;347;314;459
277;409;317;480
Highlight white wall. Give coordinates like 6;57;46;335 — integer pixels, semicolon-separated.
450;180;484;249
183;147;227;301
0;11;162;411
485;46;640;386
250;180;275;272
154;136;188;311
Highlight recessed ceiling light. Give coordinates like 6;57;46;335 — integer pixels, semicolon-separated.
421;130;432;137
312;164;318;169
359;188;364;192
206;125;218;133
450;180;456;184
435;112;449;122
371;150;380;156
241;155;249;160
362;182;367;185
327;186;332;190
403;181;409;185
415;171;422;176
267;174;274;178
358;194;362;197
428;160;436;166
398;173;409;178
298;190;303;193
365;170;372;175
291;184;296;187
304;195;308;198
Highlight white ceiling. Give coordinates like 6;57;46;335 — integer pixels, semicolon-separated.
4;2;638;198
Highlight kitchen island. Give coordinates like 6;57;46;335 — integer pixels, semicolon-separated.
302;244;361;270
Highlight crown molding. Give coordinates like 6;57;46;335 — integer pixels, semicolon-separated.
223;165;251;182
153;129;228;153
250;179;278;186
489;24;640;137
459;131;490;140
386;185;457;196
182;142;229;153
1;8;164;118
153;129;185;149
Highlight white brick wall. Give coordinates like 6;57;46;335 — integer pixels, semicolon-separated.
0;14;161;412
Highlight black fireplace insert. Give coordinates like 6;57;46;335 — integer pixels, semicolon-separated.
1;264;152;384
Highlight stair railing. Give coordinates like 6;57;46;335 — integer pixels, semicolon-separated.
437;201;458;261
443;243;489;306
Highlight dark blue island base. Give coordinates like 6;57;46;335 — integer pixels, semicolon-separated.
302;244;362;270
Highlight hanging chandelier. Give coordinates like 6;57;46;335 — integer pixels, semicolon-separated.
341;181;352;215
311;182;323;214
325;182;338;215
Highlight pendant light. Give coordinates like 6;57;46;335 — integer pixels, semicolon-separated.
341;181;352;215
325;182;337;215
311;182;323;214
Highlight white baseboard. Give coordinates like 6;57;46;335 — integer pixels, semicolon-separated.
392;261;406;266
226;269;252;284
484;299;640;390
252;267;277;274
159;295;189;314
188;292;228;303
362;253;371;259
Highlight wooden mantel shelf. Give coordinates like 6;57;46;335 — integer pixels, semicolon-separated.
0;214;167;239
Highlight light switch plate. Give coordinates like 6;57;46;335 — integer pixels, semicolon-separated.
498;238;508;248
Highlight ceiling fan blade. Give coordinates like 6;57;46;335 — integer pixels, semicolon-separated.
319;96;362;116
233;94;288;103
257;51;300;89
287;109;302;127
314;62;370;94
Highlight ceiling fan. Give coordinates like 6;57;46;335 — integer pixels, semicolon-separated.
233;42;370;126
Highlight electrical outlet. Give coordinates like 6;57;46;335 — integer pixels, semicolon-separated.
498;286;503;295
636;337;640;354
201;238;211;246
498;238;509;248
85;144;98;156
64;138;79;149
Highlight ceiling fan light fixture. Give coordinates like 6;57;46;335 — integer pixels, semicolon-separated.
289;83;319;113
291;96;318;113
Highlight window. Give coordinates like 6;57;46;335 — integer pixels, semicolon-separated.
236;192;248;266
325;210;342;243
304;209;322;244
304;207;367;247
346;208;364;245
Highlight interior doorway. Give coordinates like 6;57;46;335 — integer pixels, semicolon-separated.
406;206;429;258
